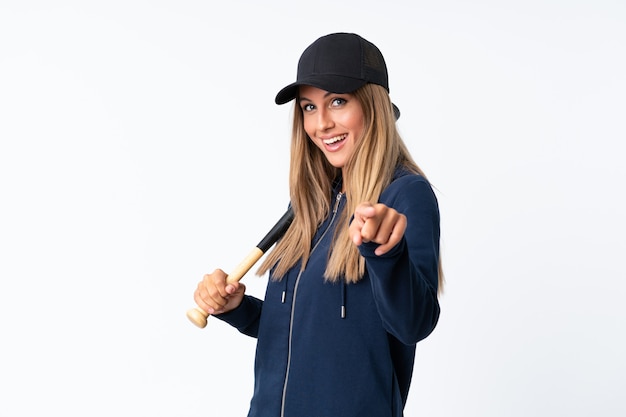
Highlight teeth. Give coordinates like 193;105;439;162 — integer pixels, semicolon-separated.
323;134;347;144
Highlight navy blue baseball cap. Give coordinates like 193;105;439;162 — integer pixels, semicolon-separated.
275;33;400;119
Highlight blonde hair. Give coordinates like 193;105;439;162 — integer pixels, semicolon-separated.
257;84;443;293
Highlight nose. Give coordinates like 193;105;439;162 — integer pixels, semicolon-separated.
316;108;334;131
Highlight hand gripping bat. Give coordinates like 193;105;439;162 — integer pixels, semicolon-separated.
186;207;294;328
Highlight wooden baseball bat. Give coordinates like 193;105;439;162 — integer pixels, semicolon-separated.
186;207;294;328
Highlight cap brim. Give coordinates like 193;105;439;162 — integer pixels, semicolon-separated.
275;75;366;104
275;77;400;120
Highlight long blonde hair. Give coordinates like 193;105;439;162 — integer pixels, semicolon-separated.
257;84;443;292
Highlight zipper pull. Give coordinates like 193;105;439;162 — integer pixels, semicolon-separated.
333;192;343;213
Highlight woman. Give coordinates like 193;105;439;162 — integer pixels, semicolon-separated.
194;32;442;417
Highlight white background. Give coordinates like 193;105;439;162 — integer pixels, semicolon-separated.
1;1;624;416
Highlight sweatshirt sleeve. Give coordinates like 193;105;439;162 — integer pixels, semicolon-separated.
358;175;441;345
212;295;263;338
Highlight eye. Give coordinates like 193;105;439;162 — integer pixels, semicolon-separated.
330;97;347;107
301;103;315;112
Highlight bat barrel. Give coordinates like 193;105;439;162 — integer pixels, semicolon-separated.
256;207;294;252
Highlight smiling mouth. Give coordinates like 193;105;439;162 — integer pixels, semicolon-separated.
323;134;347;145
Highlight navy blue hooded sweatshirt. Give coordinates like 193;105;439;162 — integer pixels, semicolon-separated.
216;171;440;417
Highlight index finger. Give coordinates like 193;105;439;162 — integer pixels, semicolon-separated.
353;202;376;223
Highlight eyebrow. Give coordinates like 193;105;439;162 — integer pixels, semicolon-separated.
298;91;335;102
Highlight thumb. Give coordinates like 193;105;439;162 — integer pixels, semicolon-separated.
226;282;246;295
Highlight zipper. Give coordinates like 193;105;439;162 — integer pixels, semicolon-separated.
333;191;343;212
280;192;344;417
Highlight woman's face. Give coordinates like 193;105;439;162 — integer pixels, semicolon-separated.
298;85;365;170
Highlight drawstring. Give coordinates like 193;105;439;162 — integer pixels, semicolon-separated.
341;281;346;319
282;275;288;303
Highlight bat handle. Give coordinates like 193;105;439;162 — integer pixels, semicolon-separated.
186;247;264;328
